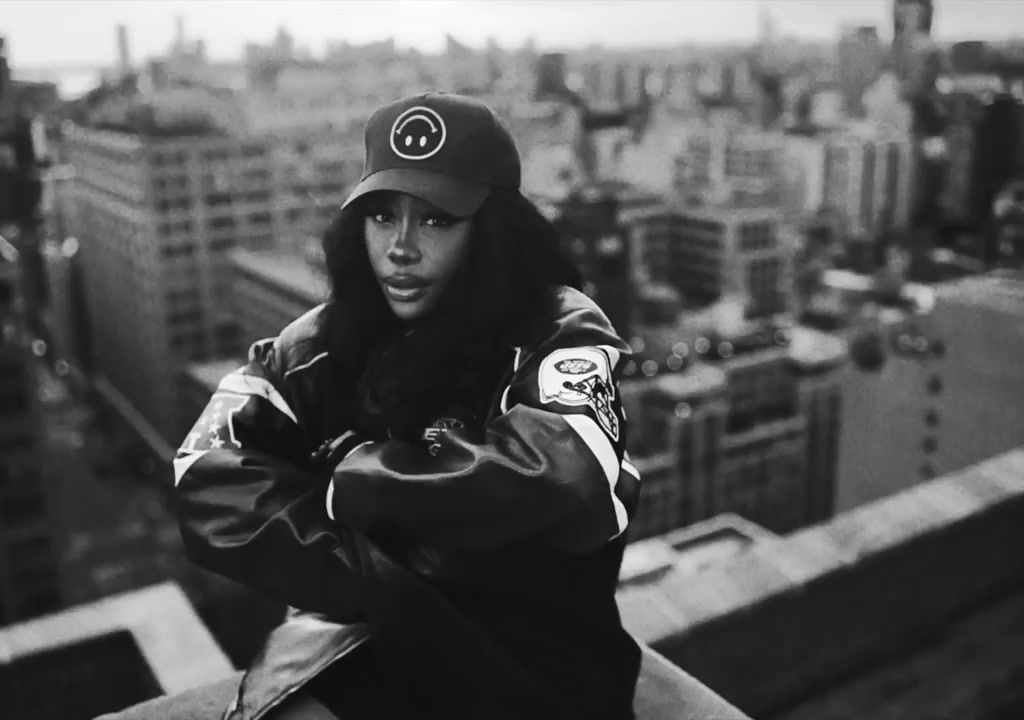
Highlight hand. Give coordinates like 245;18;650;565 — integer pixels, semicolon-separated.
311;430;370;473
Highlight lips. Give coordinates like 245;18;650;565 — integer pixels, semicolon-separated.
383;275;429;302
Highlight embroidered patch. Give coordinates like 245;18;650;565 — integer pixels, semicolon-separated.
422;417;465;456
391;106;447;160
538;347;619;441
179;392;251;453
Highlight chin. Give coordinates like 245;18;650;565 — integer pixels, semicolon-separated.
386;298;431;322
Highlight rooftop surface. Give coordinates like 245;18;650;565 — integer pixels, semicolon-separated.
936;267;1024;314
229;247;328;305
0;582;233;696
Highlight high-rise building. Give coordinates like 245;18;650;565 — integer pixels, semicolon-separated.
621;320;847;538
629;203;790;319
0;235;60;626
892;0;935;94
941;91;1024;260
65;123;359;450
837;26;886;118
781;124;914;242
554;182;663;337
621;366;728;540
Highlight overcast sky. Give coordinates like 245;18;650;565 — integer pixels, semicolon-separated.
2;0;1022;69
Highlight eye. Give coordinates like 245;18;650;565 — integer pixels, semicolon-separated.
366;206;393;224
423;213;458;229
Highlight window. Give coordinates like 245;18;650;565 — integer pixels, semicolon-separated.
208;216;236;231
160;243;196;259
205;192;233;207
209;237;234;252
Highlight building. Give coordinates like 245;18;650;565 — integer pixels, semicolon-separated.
0;582;234;719
64;123;358;450
837;26;885;119
619;513;776;588
929;270;1024;476
621;320;847;539
228;243;327;351
629;203;790;319
621;365;728;540
828;269;1024;513
617;446;1024;719
941;90;1024;260
175;244;328;435
892;0;936;96
0;235;60;627
675;118;781;209
781;124;915;242
40;236;91;377
554;182;663;338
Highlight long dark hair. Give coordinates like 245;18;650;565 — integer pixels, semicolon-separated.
316;188;581;441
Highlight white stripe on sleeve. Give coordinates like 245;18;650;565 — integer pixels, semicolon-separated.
499;347;523;414
562;413;629;536
173;452;205;487
325;441;374;521
218;371;298;424
597;344;622;370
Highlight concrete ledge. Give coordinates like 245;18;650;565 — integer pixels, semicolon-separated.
95;644;752;720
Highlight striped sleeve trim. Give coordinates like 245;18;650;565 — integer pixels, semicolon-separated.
562;414;629;537
325;441;375;521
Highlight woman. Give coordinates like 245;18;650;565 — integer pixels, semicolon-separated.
172;92;642;719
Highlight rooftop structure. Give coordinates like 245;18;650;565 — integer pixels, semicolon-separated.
0;582;233;719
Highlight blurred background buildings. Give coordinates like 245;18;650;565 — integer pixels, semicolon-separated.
2;0;1024;717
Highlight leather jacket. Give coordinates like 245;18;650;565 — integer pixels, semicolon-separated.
173;286;643;719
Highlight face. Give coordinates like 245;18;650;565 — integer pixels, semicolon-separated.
363;192;473;322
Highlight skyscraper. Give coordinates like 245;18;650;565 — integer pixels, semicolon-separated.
65;122;358;451
838;26;886;118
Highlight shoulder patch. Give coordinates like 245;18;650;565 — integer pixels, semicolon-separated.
538;347;620;441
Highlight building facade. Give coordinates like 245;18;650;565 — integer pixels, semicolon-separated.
781;125;915;241
630;204;790;319
0;236;60;626
65;125;358;448
622;321;847;539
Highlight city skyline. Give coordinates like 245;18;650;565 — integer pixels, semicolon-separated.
3;0;1024;70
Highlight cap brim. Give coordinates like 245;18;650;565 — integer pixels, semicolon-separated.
341;168;490;218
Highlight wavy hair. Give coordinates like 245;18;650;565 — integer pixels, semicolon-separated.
316;188;581;442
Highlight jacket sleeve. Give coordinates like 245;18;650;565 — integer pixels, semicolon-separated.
328;331;642;555
173;338;367;619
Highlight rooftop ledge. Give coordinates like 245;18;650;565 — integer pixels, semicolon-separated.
617;446;1024;716
4;589;751;719
86;644;753;720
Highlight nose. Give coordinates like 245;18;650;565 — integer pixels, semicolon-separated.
386;218;422;265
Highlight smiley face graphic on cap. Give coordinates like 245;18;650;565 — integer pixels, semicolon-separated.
390;106;447;160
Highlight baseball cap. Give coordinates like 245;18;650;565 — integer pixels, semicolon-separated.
341;92;521;218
